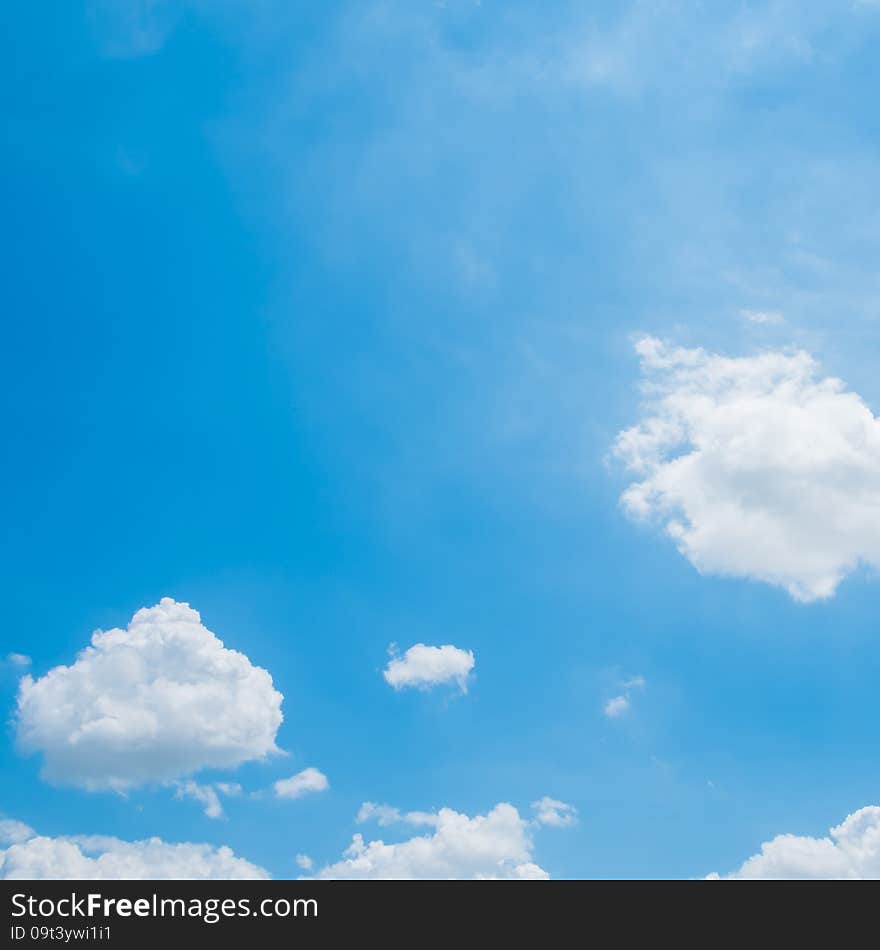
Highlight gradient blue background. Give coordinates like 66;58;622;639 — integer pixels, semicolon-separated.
3;0;880;878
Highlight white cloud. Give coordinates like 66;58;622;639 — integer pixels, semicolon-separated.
295;853;313;870
0;825;268;880
531;797;578;828
15;598;284;790
215;782;242;797
0;820;35;846
615;338;880;601
383;643;475;693
311;802;552;880
621;675;646;690
5;653;31;668
603;695;630;718
273;767;329;800
175;781;224;820
356;802;404;826
356;802;438;828
603;673;645;719
710;806;880;879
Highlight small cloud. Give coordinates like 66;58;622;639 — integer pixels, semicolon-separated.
5;653;31;668
356;802;402;826
215;783;242;797
174;781;224;820
295;853;314;871
273;767;329;800
603;695;630;718
356;802;437;827
621;675;645;690
531;797;578;828
603;673;646;718
383;643;475;694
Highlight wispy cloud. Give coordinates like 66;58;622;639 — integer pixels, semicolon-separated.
87;0;180;59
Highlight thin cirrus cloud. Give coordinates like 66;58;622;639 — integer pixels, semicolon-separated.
14;598;284;791
614;337;880;602
86;0;180;59
309;801;561;880
709;806;880;879
383;643;475;694
740;309;784;325
0;820;269;880
273;768;330;801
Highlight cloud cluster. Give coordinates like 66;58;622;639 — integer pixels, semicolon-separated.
0;824;268;880
273;768;330;800
710;806;880;879
311;802;551;879
383;643;475;693
615;338;880;601
15;598;284;790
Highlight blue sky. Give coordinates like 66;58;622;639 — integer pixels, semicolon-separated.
4;0;880;879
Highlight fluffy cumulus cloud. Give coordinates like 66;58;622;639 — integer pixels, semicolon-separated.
615;338;880;601
273;768;330;800
383;643;475;693
15;598;283;790
711;806;880;879
0;825;268;880
311;802;551;880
